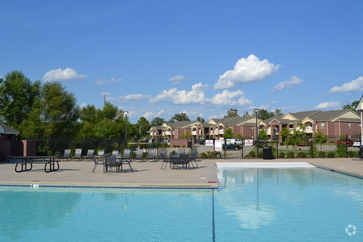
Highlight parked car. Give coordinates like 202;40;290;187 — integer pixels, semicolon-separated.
222;144;242;150
336;139;354;146
297;141;312;146
353;140;361;147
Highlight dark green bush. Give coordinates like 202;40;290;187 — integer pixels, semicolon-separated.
278;152;285;158
327;151;336;158
246;150;256;158
317;151;326;158
286;151;295;158
297;152;306;158
348;150;357;158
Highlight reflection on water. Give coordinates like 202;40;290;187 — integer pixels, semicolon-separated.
216;167;363;241
0;188;81;240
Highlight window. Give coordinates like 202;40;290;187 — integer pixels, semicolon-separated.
321;123;325;129
348;123;351;129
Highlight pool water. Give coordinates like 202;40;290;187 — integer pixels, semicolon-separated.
1;166;363;241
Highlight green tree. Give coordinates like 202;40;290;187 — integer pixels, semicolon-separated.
151;117;165;126
342;101;359;114
135;117;151;138
38;81;79;138
0;71;40;128
224;108;238;118
224;127;233;139
169;112;190;122
259;129;268;141
196;116;205;123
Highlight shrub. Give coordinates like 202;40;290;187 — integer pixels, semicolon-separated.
278;152;285;158
246;150;256;158
336;145;347;157
327;151;336;158
348;150;357;158
286;151;295;158
199;152;207;159
317;151;326;158
297;152;306;158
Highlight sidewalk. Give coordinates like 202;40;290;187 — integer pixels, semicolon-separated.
0;158;362;189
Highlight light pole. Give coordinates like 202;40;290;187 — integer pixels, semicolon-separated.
254;108;260;157
124;111;129;147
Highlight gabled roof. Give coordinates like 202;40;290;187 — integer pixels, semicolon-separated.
163;121;200;129
356;95;363;110
281;110;320;121
306;109;360;122
0;123;19;135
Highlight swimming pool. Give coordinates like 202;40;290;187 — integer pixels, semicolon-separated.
1;163;362;241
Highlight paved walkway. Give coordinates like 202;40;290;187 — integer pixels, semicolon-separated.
0;158;362;189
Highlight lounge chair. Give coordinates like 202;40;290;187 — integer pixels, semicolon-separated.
122;149;131;158
59;149;71;160
97;150;105;156
147;149;157;162
112;150;119;156
104;155;119;173
72;148;82;160
135;150;144;161
84;149;94;159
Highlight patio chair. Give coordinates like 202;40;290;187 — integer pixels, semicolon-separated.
190;149;199;168
177;148;185;155
158;148;167;159
92;156;104;173
179;153;191;169
104;155;119;173
97;150;105;156
160;153;171;170
116;153;134;172
72;148;82;160
84;149;94;159
147;149;158;162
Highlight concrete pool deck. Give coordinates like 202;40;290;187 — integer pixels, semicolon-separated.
0;158;362;189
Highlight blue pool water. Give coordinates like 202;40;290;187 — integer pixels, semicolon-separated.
1;166;363;241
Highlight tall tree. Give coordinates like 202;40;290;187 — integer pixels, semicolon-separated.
151;117;165;126
196;116;205;123
169;112;190;122
342;101;359;114
0;71;40;128
135;117;151;138
224;108;238;118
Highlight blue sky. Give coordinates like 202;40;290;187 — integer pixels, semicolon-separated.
1;0;363;123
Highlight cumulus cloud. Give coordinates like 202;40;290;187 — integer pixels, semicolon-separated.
107;94;152;103
329;76;363;93
315;101;340;109
43;68;87;81
150;83;209;104
214;54;280;89
270;76;303;92
143;110;165;120
95;77;123;85
208;90;252;106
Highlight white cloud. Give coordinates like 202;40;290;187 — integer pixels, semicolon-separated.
208;90;252;106
150;83;209;104
168;75;186;85
43;68;87;81
95;77;123;85
329;76;363;93
107;94;152;103
315;101;340;109
270;76;303;92
143;110;165;120
214;54;280;89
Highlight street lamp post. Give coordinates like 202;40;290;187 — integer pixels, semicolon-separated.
124;111;129;147
254;108;260;158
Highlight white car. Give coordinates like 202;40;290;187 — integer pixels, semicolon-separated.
353;141;361;147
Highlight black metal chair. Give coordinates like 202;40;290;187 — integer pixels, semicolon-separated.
104;155;119;173
160;153;171;170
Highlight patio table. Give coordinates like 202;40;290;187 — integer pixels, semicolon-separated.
12;156;60;173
